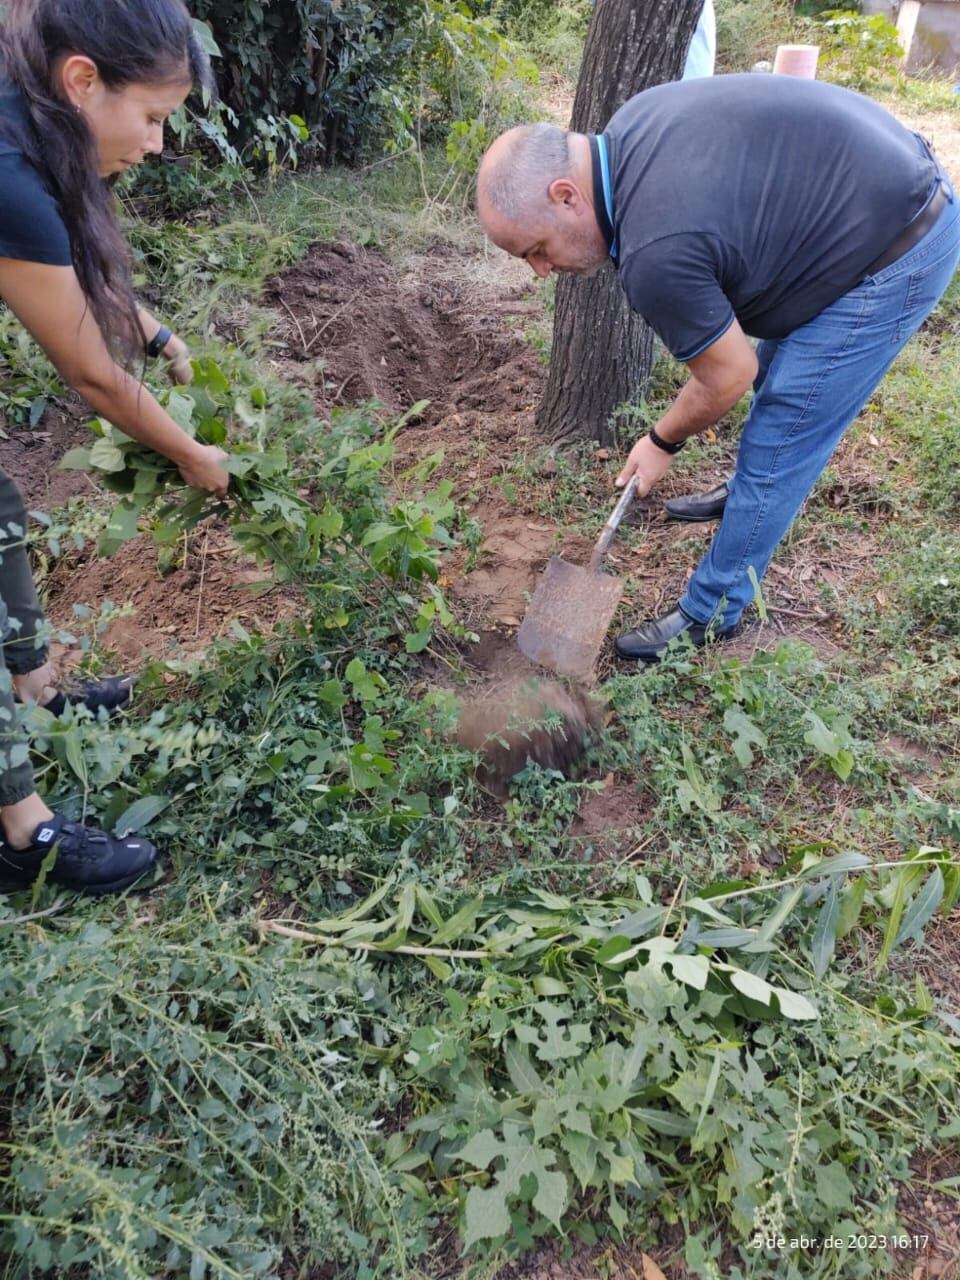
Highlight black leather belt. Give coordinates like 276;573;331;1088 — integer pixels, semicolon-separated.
864;182;949;277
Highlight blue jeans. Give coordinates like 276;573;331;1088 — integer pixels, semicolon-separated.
679;179;960;628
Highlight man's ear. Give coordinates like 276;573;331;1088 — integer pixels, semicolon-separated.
547;176;584;211
59;55;101;109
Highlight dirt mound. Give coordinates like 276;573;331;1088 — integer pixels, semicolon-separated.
266;240;542;422
455;676;603;792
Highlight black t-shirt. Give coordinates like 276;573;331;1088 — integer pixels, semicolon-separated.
602;75;937;360
0;77;72;266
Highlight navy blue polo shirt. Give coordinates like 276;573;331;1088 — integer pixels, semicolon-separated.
599;75;937;360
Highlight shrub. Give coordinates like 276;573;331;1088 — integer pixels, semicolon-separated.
714;0;798;71
810;9;902;90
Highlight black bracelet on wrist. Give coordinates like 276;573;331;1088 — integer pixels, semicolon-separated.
648;425;686;455
146;325;173;359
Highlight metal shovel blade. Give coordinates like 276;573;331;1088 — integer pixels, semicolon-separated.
517;555;624;682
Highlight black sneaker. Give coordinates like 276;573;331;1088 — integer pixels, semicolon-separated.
0;813;157;895
42;675;135;719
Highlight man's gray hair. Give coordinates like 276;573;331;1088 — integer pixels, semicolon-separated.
481;123;573;220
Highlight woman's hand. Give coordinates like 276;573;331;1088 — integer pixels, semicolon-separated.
161;331;194;385
177;443;230;498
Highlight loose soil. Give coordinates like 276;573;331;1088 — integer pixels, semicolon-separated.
0;394;93;509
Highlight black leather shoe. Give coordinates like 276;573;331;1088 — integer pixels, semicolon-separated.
615;606;741;663
663;480;730;523
0;813;157;895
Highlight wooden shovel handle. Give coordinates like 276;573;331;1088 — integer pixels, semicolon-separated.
590;475;639;572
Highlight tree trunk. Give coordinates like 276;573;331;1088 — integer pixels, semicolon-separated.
537;0;706;446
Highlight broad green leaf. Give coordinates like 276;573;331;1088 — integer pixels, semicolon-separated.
606;906;666;939
608;1187;628;1234
561;1131;597;1189
811;879;840;978
668;954;710;990
728;968;773;1006
395;399;431;429
755;885;804;944
629;1107;696;1138
64;731;86;782
694;1050;722;1141
504;1039;544;1096
876;866;909;971
429;895;482;946
532;1166;568;1228
316;501;343;537
595;935;642;967
114;794;170;837
816;1160;854;1208
98;499;141;554
836;876;866;939
894;866;944;948
89;437;127;472
533;975;569;996
724;965;818;1020
421;955;452;981
59;446;93;470
457;1129;505;1169
802;851;871;877
698;927;759;948
463;1184;510;1247
528;887;572;911
192;17;221;56
774;987;819;1021
722;704;767;768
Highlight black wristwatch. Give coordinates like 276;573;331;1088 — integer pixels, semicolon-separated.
146;324;173;359
648;425;686;455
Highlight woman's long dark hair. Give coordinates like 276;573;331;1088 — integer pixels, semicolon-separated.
0;0;212;362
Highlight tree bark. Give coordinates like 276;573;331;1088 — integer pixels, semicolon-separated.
537;0;706;446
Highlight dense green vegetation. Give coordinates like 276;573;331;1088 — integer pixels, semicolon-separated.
2;3;959;1278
